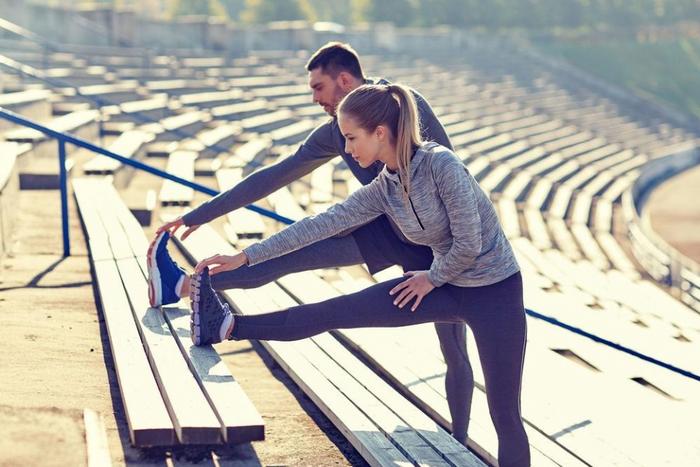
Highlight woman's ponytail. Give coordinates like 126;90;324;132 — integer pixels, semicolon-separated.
387;84;421;200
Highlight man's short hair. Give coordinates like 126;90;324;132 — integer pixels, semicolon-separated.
306;42;364;80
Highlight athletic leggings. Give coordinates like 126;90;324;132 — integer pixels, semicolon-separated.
229;269;530;467
210;234;474;445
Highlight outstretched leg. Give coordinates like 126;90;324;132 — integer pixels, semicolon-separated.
230;277;463;341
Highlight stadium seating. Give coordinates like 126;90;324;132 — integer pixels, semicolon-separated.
2;28;700;464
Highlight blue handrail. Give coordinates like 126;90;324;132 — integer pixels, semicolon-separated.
0;106;295;257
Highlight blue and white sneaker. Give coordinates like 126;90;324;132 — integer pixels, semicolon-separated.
147;231;186;307
190;267;234;346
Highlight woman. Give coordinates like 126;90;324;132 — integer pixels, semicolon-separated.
174;83;529;466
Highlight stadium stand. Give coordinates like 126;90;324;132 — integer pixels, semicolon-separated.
2;10;700;464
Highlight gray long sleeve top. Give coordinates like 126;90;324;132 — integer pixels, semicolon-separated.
244;142;520;288
182;78;452;227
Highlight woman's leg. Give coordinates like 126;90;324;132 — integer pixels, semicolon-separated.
434;322;473;446
230;277;463;341
462;273;529;467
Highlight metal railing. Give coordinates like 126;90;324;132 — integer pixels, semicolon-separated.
0;106;295;258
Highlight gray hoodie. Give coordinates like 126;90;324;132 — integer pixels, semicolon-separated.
244;142;520;287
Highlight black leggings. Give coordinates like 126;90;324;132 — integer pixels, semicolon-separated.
210;233;473;445
231;271;530;467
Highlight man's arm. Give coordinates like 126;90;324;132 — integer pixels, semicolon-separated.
182;121;338;226
243;178;386;266
413;90;454;151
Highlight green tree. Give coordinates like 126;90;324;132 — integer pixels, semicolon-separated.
365;0;415;27
240;0;307;23
168;0;228;18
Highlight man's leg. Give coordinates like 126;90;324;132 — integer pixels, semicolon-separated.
435;322;473;446
209;234;365;290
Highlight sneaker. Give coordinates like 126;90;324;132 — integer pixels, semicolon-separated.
190;267;234;346
147;231;186;307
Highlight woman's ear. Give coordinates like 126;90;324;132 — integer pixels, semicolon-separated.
375;125;387;141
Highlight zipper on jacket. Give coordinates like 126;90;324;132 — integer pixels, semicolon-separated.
396;171;425;230
408;196;425;230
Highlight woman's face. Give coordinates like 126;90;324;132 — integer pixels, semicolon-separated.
338;113;384;168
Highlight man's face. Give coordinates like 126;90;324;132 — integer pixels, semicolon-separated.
308;68;348;117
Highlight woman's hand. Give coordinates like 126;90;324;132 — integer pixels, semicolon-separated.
156;215;201;240
195;252;248;275
389;270;436;312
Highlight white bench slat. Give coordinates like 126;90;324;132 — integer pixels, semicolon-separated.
524;208;553;249
310;162;334;204
84;130;151;174
497;197;521;238
269;119;316;145
595;233;640;278
5;109;99;142
159;151;196;205
92;260;177;446
73;179;175;446
162;306;266;443
103;241;223;443
238;109;295;133
216;169;266;241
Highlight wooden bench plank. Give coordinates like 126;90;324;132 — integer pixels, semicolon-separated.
91;180;265;444
91;260;176;446
77;178;227;444
162;306;266;444
159;151;196;206
73;179;176;446
216;169;266;244
117;257;223;444
174;227;416;466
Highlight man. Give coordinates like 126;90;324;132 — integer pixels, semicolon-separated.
150;42;474;445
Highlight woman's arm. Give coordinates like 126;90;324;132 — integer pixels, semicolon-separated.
242;179;386;266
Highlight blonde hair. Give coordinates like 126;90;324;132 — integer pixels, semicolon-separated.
338;83;422;200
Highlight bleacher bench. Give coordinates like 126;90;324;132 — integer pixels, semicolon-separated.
73;177;263;446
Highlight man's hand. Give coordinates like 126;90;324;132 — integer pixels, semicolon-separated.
195;252;248;275
156;216;201;240
389;270;436;312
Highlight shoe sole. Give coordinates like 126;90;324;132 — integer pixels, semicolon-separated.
147;231;167;307
190;271;202;345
